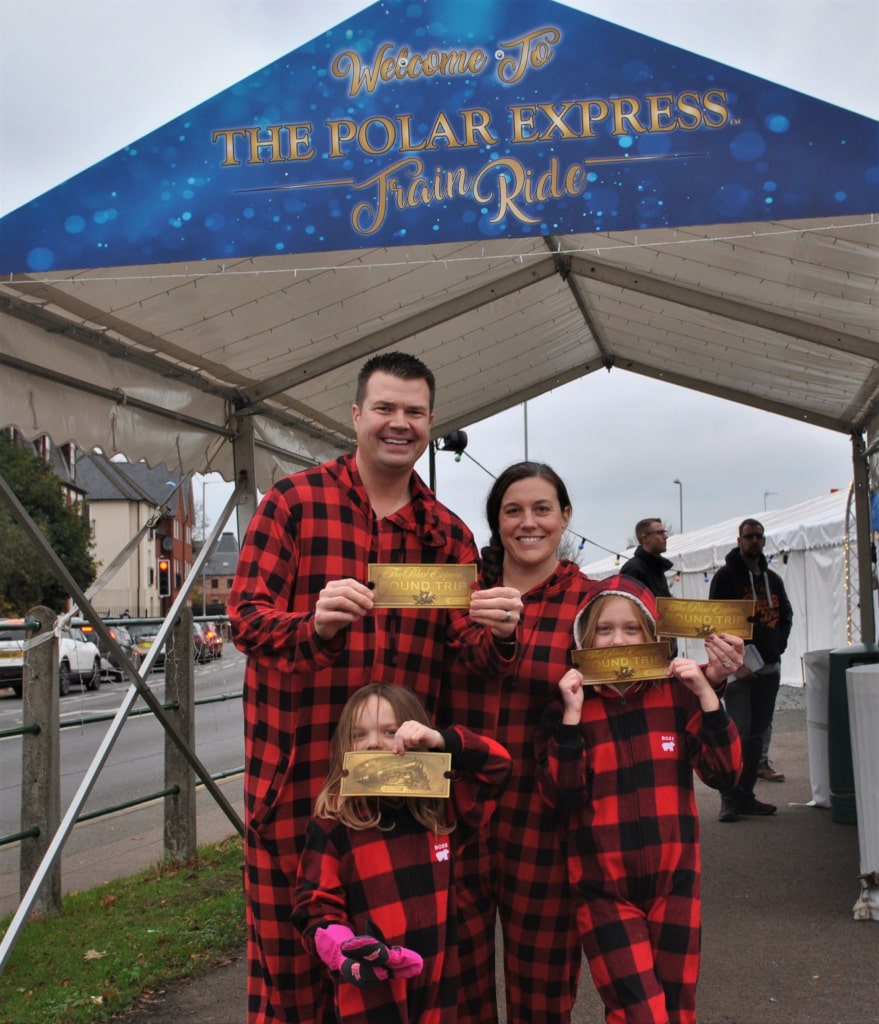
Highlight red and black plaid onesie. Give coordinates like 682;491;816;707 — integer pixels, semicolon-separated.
535;680;742;1024
293;726;512;1023
443;560;599;1024
229;453;512;1024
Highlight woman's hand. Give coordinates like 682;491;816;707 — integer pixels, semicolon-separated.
702;632;745;684
468;585;523;639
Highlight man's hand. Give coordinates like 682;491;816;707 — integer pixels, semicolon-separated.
313;579;374;640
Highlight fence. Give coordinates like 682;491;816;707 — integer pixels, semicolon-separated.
1;605;243;922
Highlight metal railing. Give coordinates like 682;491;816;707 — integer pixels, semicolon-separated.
0;606;244;975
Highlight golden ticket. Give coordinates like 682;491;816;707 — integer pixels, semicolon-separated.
368;563;476;608
570;641;671;686
340;751;452;798
655;598;755;639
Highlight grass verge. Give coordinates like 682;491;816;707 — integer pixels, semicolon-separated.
0;835;245;1024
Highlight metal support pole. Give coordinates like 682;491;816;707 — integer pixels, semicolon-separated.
19;606;61;916
164;607;197;863
851;431;876;645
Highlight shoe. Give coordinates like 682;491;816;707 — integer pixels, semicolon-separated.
737;797;777;816
758;760;786;783
718;799;739;823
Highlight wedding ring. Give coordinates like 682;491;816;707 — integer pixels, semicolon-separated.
722;659;732;669
504;609;511;623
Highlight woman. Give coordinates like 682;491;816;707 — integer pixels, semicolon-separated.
445;462;744;1024
446;461;597;1024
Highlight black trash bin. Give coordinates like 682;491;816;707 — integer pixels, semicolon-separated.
828;643;879;824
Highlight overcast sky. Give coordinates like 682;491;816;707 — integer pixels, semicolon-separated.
2;0;877;558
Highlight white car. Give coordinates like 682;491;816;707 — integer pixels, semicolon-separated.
0;620;101;697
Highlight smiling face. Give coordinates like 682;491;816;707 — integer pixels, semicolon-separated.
497;476;571;586
589;596;653;648
352;370;434;479
350;695;400;752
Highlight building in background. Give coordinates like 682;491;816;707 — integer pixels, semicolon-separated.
74;454;194;617
199;531;239;616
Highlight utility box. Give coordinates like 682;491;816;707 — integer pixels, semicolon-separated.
828;644;879;824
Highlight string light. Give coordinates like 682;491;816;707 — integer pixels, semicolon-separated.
10;219;874;288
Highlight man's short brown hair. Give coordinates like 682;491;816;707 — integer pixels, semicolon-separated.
635;518;663;541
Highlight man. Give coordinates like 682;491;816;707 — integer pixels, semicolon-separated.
620;518;674;599
229;352;520;1024
709;518;793;823
621;517;677;654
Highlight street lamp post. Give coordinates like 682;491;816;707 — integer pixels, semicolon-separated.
673;478;683;535
764;490;778;511
200;477;221;616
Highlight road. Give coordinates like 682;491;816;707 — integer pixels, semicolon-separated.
0;648;245;916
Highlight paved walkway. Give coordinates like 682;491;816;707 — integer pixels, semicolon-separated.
5;694;879;1023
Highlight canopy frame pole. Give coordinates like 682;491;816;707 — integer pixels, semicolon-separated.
851;430;876;644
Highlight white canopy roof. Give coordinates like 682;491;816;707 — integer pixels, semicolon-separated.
2;215;877;491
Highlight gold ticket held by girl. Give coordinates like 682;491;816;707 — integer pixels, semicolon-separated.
340;751;453;797
570;642;672;686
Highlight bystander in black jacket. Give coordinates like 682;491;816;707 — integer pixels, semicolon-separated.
620;546;674;599
709;547;793;665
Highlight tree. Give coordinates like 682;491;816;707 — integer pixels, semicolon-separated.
0;436;97;615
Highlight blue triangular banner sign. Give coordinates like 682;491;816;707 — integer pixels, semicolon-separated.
2;0;877;273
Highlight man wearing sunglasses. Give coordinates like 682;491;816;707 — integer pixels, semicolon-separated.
710;518;793;823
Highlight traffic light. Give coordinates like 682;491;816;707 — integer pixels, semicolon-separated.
157;558;171;597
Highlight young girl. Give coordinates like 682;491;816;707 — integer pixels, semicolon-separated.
535;576;742;1024
293;683;512;1024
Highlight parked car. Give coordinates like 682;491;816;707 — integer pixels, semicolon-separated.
0;619;27;697
202;622;223;659
1;620;100;696
58;627;102;695
79;622;145;681
128;623;164;669
192;623;214;664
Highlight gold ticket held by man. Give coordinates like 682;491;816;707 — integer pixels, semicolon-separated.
570;642;672;686
368;563;477;608
340;751;452;797
655;598;755;639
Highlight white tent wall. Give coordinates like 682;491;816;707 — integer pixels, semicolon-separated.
581;491;868;686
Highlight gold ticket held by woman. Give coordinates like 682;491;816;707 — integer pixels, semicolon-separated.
655;598;755;639
368;563;477;607
340;751;452;797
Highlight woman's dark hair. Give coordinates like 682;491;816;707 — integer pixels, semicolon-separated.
480;462;572;586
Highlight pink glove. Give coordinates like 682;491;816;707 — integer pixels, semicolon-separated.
386;945;424;978
314;924;389;987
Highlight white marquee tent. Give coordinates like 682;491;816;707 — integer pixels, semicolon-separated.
582;488;869;686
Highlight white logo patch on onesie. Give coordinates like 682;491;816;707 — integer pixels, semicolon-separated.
434;839;450;863
660;734;677;753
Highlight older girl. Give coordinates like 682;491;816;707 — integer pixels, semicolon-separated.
536;576;742;1024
